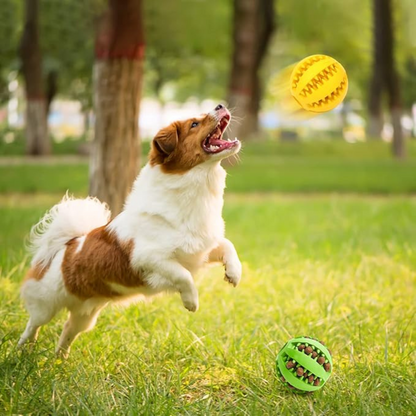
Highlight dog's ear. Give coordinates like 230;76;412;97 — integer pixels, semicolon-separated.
153;124;179;158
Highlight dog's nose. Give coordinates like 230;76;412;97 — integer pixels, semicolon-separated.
215;104;224;111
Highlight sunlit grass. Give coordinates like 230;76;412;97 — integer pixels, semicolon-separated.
1;193;415;414
1;140;416;195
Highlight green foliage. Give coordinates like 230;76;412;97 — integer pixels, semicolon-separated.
144;0;231;102
39;0;102;110
268;0;372;102
265;0;416;111
0;0;20;104
0;0;103;110
401;57;416;110
0;0;415;121
388;0;416;110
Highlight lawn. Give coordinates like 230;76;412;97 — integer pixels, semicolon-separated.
0;141;415;415
1;141;416;195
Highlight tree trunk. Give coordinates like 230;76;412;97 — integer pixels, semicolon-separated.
369;0;404;158
380;0;404;158
227;0;275;139
90;0;145;215
83;110;91;138
19;0;50;155
368;0;384;139
46;70;58;118
367;71;383;138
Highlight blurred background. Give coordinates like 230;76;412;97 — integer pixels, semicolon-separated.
1;3;416;413
0;0;415;209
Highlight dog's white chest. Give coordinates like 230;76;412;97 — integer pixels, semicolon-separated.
110;163;226;272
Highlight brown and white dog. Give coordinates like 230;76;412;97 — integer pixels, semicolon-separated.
18;104;242;357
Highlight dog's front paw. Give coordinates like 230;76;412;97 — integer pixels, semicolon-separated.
181;293;199;312
183;299;199;312
224;260;242;287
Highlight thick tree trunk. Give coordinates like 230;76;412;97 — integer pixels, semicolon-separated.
369;0;404;158
26;100;48;155
90;0;144;215
19;0;50;155
90;60;143;214
227;0;275;139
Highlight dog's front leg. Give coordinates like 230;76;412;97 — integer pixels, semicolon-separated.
208;239;242;287
149;260;199;312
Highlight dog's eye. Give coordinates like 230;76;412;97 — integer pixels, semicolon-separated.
191;122;199;128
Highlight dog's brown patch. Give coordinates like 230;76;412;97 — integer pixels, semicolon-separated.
149;115;217;174
24;263;49;282
61;226;144;299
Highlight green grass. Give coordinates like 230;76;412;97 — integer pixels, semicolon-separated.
228;140;416;194
0;164;89;194
0;141;415;414
1;141;416;194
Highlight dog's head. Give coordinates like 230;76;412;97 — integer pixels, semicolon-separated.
149;104;240;173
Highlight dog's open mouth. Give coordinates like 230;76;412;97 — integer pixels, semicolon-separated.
202;114;239;154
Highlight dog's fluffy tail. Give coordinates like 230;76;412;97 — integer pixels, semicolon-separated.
28;193;111;268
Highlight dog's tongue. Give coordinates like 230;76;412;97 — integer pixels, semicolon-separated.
210;137;226;146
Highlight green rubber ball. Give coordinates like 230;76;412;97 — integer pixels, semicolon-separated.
276;336;333;393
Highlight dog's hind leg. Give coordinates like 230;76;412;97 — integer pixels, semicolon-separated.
18;319;41;347
18;282;61;349
18;308;59;348
56;308;103;358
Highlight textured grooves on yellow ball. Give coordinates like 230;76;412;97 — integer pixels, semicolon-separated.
290;55;348;113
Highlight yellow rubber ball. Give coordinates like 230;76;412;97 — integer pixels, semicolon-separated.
290;55;348;113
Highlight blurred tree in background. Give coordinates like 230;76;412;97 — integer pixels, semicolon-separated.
227;0;275;139
19;0;50;155
0;0;415;166
397;0;416;113
144;0;230;103
90;0;144;215
273;0;372;101
0;0;20;106
368;0;404;158
0;0;98;145
39;0;98;120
